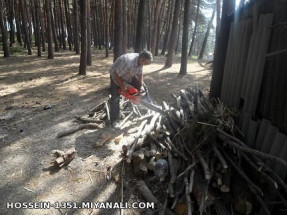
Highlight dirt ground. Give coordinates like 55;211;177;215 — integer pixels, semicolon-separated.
0;49;211;215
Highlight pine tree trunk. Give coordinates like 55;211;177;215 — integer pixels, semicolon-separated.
15;0;23;46
175;0;183;55
79;0;87;75
198;6;215;60
74;0;80;54
45;0;54;59
216;0;221;39
64;0;73;50
134;0;146;53
209;0;235;98
87;0;91;65
146;0;151;51
161;0;173;55
105;0;109;57
19;0;32;55
92;10;97;47
50;0;59;52
38;0;46;52
95;0;101;50
164;0;180;67
114;0;123;61
8;0;15;47
59;0;66;49
25;0;33;47
179;0;191;75
0;0;9;57
188;0;200;57
155;0;165;56
122;0;127;54
34;0;41;57
151;0;162;55
127;0;132;49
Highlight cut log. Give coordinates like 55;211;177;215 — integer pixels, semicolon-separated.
52;147;76;168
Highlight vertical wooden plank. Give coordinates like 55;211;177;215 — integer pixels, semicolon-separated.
240;113;251;139
220;23;235;104
246;119;258;148
242;15;265;113
241;15;263;102
224;22;239;105
227;21;245;106
247;14;273;115
232;19;253;108
274;139;287;179
261;124;278;153
254;119;270;150
266;132;286;169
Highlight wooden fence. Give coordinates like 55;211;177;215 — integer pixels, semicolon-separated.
218;0;287;180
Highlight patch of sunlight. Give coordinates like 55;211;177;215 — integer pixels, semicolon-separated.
0;76;58;97
0;153;30;184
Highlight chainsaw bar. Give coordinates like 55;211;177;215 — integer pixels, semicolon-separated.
139;99;166;115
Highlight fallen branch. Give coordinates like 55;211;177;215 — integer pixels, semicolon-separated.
74;116;103;124
223;140;287;168
57;123;103;138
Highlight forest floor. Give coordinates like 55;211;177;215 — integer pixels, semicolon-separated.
0;49;211;215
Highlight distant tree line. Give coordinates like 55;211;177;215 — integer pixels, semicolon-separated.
0;0;225;75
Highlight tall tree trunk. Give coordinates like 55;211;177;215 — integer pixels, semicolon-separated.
95;0;102;50
151;0;162;55
164;0;180;67
216;0;221;39
87;0;91;65
155;0;165;56
24;0;33;47
29;0;37;47
8;0;15;47
179;0;191;75
134;0;146;53
79;0;87;75
39;0;46;52
15;0;23;46
64;0;73;50
146;0;151;51
92;10;97;47
73;0;80;54
188;0;201;57
199;6;215;60
50;0;59;51
175;0;183;55
122;0;127;54
19;0;32;55
105;0;109;57
161;0;173;55
0;0;9;57
127;0;132;49
59;0;66;49
209;0;235;98
45;0;54;59
34;0;41;57
114;0;123;61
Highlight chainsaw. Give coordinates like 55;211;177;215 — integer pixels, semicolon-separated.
118;87;166;115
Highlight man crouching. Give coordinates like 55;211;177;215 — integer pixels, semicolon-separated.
109;50;153;128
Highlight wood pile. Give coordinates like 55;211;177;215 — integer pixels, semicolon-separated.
119;87;287;215
56;86;287;214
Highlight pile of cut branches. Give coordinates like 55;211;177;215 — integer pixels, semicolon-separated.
122;87;287;215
